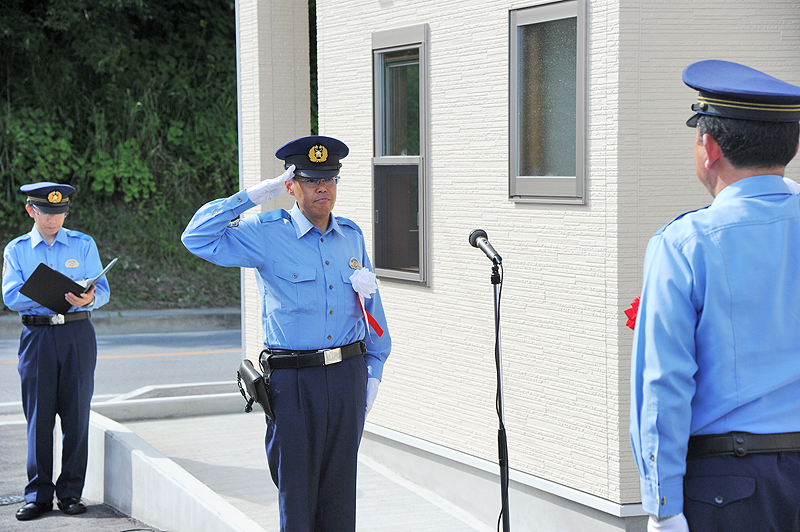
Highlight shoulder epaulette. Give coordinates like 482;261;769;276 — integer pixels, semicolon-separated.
64;229;92;241
653;206;709;236
335;216;363;234
6;233;31;248
258;209;291;223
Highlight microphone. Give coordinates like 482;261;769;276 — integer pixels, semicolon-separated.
469;229;502;264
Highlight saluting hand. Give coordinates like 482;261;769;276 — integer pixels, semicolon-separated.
246;164;296;205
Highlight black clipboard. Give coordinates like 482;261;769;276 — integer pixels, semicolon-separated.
19;258;118;315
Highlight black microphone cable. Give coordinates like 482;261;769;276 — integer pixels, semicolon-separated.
494;262;510;532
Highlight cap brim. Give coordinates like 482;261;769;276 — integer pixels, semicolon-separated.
686;113;701;128
290;166;341;179
28;200;69;214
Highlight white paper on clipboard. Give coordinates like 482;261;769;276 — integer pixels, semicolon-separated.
77;257;118;292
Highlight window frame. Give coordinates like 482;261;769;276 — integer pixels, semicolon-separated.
509;0;586;205
372;24;429;285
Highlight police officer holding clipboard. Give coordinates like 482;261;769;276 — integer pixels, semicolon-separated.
2;182;111;521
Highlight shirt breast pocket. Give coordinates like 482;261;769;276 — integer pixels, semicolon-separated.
340;270;363;319
63;260;86;282
274;262;317;314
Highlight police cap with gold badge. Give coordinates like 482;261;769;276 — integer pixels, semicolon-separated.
275;135;349;179
683;60;800;127
21;181;75;214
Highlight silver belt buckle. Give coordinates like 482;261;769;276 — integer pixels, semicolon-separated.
49;314;65;325
323;347;343;365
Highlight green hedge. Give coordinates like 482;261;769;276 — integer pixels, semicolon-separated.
1;0;241;311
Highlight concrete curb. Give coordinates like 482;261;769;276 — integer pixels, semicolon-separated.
45;382;263;532
0;307;241;339
0;395;247;418
89;380;245;422
92;392;244;422
82;411;267;532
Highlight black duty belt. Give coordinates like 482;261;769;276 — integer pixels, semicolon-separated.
263;340;366;370
688;431;800;459
21;311;91;326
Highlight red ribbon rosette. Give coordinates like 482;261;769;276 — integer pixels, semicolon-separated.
349;267;385;339
624;296;640;330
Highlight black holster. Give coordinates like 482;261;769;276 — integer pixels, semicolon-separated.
237;356;274;420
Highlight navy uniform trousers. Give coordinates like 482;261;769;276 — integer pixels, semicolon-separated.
17;319;97;503
684;452;800;531
265;354;367;532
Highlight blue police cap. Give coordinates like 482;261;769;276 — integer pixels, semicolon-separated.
20;182;75;214
683;60;800;127
275;135;349;179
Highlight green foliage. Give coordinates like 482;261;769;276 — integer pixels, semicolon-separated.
309;0;318;135
5;109;79;181
68;198;240;310
90;138;156;200
0;0;240;309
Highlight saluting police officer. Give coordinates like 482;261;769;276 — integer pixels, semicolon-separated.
630;61;800;532
2;182;111;521
182;136;391;532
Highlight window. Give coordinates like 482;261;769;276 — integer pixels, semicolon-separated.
372;25;429;284
510;1;586;204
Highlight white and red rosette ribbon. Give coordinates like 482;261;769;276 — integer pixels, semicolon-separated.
349;267;384;338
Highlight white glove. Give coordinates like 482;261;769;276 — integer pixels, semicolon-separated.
648;513;689;532
366;377;380;413
246;164;296;204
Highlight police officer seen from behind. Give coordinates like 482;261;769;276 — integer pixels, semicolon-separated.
630;60;800;532
2;182;111;521
182;135;391;532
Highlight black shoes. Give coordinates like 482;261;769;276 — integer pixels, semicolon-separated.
15;497;87;520
15;501;53;521
57;497;87;515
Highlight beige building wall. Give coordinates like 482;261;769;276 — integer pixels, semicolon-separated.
236;0;311;361
313;0;800;511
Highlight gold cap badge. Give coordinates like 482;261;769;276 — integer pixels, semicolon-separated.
48;191;63;204
309;144;328;164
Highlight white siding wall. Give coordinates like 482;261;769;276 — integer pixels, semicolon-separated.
311;0;800;506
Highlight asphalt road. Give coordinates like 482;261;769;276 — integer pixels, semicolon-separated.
0;329;243;405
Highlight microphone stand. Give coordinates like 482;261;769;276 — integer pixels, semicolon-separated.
490;261;511;532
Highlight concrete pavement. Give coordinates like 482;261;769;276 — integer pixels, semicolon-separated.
0;308;490;532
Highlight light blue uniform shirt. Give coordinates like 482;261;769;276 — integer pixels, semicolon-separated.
3;226;110;314
181;190;391;380
630;174;800;517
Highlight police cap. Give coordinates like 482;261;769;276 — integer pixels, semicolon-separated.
683;60;800;127
275;135;349;179
20;182;75;214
